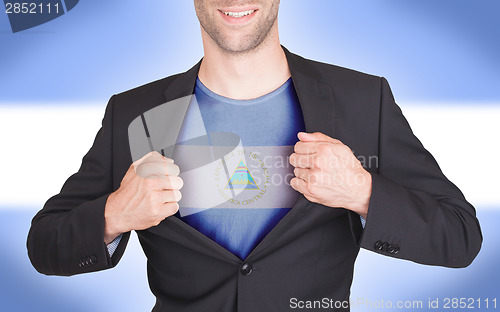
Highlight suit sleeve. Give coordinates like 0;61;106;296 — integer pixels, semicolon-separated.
27;96;130;276
357;77;482;268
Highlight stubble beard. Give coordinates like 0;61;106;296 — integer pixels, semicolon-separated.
196;2;279;55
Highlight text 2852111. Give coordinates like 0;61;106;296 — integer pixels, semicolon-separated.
5;2;60;14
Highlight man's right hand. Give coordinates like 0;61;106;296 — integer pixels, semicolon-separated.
103;151;183;244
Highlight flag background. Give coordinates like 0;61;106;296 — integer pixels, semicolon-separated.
1;1;499;311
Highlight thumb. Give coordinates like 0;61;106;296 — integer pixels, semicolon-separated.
297;132;340;143
134;151;173;167
128;151;174;179
134;151;160;166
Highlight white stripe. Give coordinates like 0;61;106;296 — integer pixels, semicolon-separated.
0;104;104;208
178;145;297;216
0;102;498;210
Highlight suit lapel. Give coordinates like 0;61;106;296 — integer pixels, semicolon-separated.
163;60;201;102
283;46;336;136
157;47;338;262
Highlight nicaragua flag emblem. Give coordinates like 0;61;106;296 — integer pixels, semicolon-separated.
225;160;259;190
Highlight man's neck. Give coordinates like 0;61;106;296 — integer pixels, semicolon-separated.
198;31;291;100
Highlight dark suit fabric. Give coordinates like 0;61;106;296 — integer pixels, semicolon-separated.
27;47;482;312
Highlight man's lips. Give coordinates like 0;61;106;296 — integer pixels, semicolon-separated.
218;8;258;24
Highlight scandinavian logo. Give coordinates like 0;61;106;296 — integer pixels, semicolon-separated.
4;0;79;33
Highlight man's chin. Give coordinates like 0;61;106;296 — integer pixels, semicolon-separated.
216;37;266;55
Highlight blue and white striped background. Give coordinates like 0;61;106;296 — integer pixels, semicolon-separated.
1;1;498;311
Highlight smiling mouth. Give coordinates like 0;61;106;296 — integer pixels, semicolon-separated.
219;9;257;18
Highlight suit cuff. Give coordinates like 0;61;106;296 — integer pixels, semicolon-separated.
106;234;123;257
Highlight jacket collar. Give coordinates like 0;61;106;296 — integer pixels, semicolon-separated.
283;46;336;136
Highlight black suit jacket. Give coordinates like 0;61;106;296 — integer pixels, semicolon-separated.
27;47;482;312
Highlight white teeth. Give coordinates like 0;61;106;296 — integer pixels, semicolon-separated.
222;10;255;18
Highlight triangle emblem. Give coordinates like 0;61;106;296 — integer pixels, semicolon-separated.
225;159;259;190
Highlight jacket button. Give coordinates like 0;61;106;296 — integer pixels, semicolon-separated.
387;244;395;253
393;245;400;254
79;259;87;267
381;242;389;252
240;263;253;276
374;241;383;251
89;256;97;265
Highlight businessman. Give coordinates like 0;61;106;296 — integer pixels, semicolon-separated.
27;1;482;311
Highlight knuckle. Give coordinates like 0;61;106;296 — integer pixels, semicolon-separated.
173;190;182;202
166;202;179;215
305;194;319;204
293;143;302;153
167;163;181;176
174;165;181;176
312;156;322;168
164;177;173;189
166;176;180;190
340;145;352;156
309;171;318;184
160;191;171;203
137;162;151;171
317;144;328;154
141;177;157;189
153;216;164;226
147;151;163;163
312;170;325;184
176;176;184;189
321;144;334;157
155;193;166;205
298;157;308;168
135;164;151;178
296;156;306;168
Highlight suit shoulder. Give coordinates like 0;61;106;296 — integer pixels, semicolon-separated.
104;71;191;126
292;52;382;86
113;73;183;103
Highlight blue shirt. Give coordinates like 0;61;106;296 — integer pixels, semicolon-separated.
174;77;305;260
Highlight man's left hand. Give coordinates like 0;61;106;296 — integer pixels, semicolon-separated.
289;132;372;219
